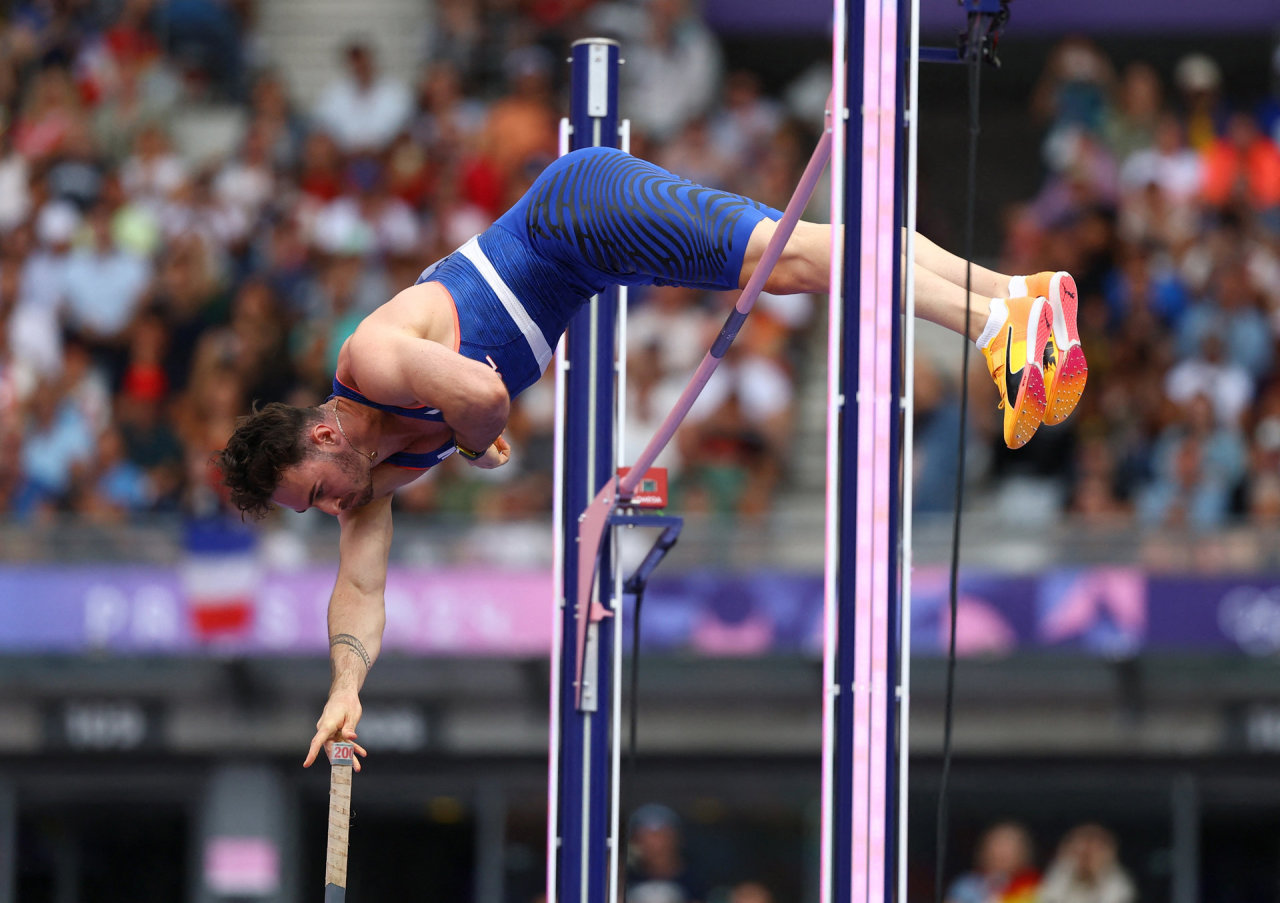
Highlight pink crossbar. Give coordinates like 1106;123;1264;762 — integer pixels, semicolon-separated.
571;128;833;707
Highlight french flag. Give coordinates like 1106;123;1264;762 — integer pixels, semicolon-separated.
181;519;260;640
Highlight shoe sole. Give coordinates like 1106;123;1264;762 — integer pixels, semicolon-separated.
1006;297;1050;450
1044;272;1088;426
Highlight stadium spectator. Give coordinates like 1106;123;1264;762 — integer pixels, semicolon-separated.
1038;823;1136;903
625;803;707;903
729;880;774;903
119;123;189;210
1201;110;1280;215
1164;331;1253;427
61;200;152;378
1105;62;1163;163
1177;260;1272;380
12;66;83;162
17;377;96;517
0;135;33;232
1118;112;1202;205
73;424;154;521
312;40;413;154
591;0;724;142
944;821;1040;903
1137;393;1246;529
1172;52;1226;152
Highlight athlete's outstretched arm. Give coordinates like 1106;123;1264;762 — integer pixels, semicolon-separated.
303;493;393;770
345;323;511;455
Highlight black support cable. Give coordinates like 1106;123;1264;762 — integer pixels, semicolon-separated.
627;584;645;779
936;18;986;903
618;580;646;902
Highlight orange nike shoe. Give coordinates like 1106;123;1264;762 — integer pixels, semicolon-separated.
979;296;1053;450
1018;271;1087;425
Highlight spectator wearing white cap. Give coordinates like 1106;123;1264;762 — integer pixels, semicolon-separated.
22;201;80;313
7;202;80;380
1173;52;1225;152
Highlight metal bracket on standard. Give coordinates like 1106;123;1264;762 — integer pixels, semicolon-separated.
920;0;1011;67
574;510;682;712
611;514;683;599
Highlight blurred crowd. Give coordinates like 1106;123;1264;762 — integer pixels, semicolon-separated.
6;3;1280;540
946;821;1137;903
0;0;817;527
618;810;1142;903
622;803;783;903
918;36;1280;542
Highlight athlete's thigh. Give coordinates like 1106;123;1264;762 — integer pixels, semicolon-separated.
739;218;832;294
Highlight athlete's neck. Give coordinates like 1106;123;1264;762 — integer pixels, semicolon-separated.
328;398;382;463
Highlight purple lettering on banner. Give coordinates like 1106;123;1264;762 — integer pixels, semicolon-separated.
0;566;554;656
5;565;1280;658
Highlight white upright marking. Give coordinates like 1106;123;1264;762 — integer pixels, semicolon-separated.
607;117;632;903
546;113;572;903
820;0;848;899
899;3;921;902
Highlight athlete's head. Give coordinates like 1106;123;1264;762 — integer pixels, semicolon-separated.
217;402;375;518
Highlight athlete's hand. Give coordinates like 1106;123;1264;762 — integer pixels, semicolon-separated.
303;689;368;772
465;434;511;470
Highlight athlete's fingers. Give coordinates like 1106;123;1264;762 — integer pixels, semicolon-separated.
332;727;367;771
303;727;329;767
304;700;355;767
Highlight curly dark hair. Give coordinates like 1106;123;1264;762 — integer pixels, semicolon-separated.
216;402;323;519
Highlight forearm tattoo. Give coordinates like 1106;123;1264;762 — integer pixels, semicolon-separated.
330;633;372;671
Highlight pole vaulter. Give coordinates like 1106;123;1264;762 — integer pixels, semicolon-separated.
205;4;1042;899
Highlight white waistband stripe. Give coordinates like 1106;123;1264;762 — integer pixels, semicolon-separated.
458;237;554;371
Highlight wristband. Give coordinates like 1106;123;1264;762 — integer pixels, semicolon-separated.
455;442;488;461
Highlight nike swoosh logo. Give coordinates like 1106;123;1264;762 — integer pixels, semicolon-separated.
1004;325;1022;403
1065;289;1076;300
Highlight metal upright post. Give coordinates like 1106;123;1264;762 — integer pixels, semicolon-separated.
823;1;909;901
549;37;624;903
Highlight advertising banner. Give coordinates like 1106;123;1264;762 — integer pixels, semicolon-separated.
4;564;1280;658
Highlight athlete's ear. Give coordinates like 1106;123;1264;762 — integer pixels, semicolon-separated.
310;421;339;447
